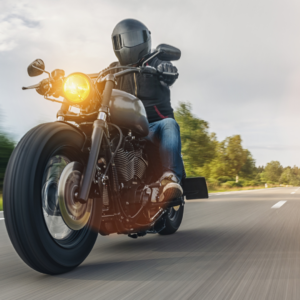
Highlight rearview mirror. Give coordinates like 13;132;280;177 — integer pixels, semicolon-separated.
156;44;181;61
27;59;45;77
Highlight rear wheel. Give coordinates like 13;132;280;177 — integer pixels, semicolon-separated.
159;200;184;235
3;122;101;275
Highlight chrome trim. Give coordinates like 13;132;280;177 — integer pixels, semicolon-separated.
44;96;63;104
98;112;107;121
142;51;160;67
57;116;64;121
161;72;178;76
32;65;52;78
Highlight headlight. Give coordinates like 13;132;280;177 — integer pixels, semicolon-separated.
63;73;92;104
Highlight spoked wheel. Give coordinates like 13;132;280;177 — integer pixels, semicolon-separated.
3;122;101;274
159;199;184;235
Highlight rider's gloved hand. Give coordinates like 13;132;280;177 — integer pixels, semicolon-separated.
36;78;50;96
157;63;178;86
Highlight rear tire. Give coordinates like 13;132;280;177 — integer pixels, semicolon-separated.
3;122;101;275
159;201;184;235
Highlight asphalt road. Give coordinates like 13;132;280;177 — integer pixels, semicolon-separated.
1;187;300;300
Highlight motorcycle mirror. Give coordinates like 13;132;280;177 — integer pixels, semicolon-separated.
27;59;46;77
156;44;181;61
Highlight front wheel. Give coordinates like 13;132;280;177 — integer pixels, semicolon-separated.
159;201;184;235
3;122;101;275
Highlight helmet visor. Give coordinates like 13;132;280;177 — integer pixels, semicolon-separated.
113;30;150;50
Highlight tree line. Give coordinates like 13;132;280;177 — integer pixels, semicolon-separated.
0;103;299;193
0;130;14;192
175;102;299;189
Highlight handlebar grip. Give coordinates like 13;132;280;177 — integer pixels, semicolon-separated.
22;83;41;90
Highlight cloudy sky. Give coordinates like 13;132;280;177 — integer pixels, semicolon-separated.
1;0;300;167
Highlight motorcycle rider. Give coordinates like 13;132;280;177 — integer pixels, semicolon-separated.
103;19;183;202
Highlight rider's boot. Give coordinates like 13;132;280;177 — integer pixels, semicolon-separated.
158;171;183;203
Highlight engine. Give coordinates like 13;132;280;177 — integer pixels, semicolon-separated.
114;138;148;184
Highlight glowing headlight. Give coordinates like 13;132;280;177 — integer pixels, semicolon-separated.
63;73;91;104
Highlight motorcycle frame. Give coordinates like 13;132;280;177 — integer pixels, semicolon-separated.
56;73;170;234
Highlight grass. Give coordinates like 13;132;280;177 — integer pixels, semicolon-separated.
208;185;281;193
0;195;2;211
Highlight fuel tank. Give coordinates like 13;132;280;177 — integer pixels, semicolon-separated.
109;89;149;137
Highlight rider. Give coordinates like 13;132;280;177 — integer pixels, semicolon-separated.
105;19;183;202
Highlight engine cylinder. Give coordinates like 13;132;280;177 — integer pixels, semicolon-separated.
114;140;148;183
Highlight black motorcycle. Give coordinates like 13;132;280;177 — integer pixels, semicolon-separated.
3;44;208;275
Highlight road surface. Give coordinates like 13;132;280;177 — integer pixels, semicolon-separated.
1;187;300;299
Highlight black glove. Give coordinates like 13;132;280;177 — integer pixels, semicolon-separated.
36;77;63;98
157;63;178;86
36;78;50;96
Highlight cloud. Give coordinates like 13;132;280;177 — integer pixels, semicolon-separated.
1;0;300;166
3;14;40;28
0;3;40;51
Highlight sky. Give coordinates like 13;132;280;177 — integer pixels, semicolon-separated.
1;0;300;167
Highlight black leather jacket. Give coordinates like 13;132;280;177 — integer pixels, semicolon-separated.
105;56;177;123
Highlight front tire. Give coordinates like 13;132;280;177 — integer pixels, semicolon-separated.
3;122;101;275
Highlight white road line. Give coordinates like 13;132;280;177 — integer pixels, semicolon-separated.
271;201;287;209
0;218;4;221
291;187;300;194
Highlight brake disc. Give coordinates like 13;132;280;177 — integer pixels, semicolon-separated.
58;162;93;231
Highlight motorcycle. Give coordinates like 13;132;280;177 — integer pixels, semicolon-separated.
3;44;208;275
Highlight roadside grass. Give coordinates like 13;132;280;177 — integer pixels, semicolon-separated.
0;195;2;211
208;185;281;194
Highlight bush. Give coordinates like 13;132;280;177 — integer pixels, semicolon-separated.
207;178;220;189
249;180;259;186
238;179;245;186
217;176;234;183
222;181;242;188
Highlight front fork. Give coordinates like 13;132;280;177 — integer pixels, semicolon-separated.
78;75;115;202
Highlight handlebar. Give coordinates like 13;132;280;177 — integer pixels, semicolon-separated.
99;65;178;82
22;82;41;90
114;68;140;78
22;66;178;91
115;66;178;78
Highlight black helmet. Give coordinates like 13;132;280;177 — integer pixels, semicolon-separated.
112;19;151;66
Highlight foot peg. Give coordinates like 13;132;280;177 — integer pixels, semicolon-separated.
128;231;147;239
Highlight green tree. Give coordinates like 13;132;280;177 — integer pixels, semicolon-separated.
175;102;216;177
0;132;15;192
205;141;227;179
174;101;294;188
239;150;256;179
214;135;247;182
279;167;300;186
263;161;283;183
202;135;253;182
291;166;300;177
279;168;293;185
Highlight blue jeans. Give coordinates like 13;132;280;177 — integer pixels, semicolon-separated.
145;118;183;181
